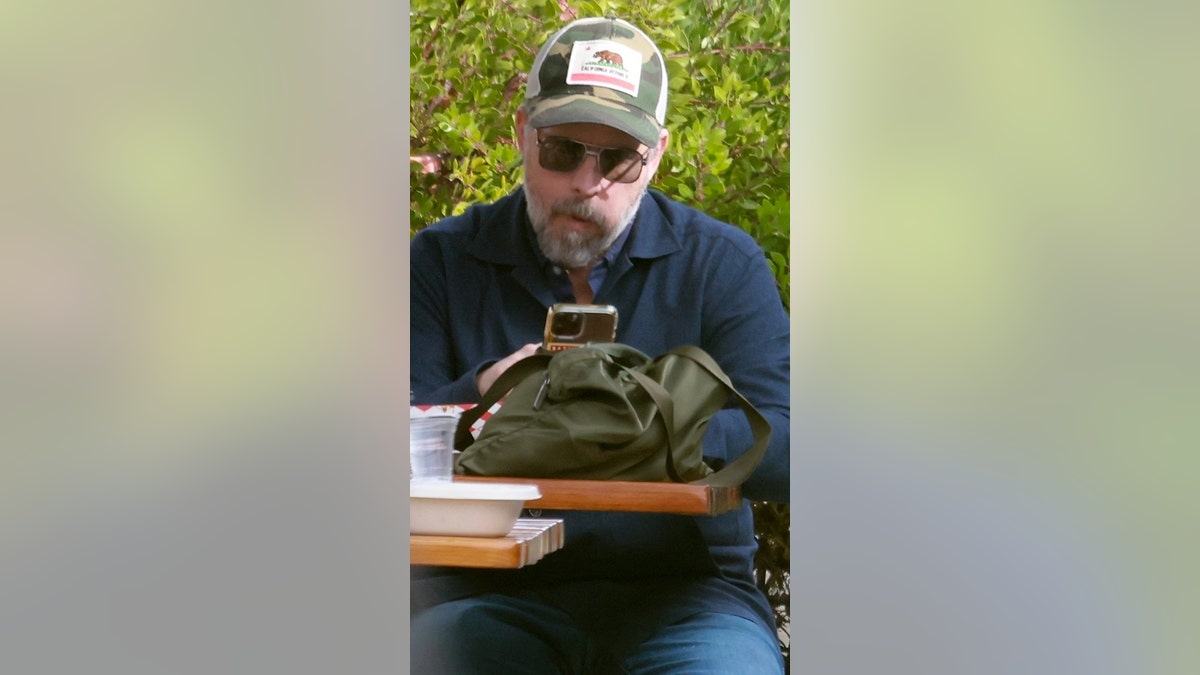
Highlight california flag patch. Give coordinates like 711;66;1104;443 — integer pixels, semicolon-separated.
565;40;641;97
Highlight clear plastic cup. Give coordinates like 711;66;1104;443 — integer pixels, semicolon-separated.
409;415;458;482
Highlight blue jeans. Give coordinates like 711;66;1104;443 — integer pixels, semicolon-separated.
410;593;784;674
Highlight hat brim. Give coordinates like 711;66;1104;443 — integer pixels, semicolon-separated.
525;94;661;149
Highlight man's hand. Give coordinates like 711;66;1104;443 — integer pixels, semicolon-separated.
477;343;541;395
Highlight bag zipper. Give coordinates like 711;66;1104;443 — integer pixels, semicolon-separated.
531;374;551;410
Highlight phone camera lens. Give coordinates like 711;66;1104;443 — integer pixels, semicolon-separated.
551;312;584;337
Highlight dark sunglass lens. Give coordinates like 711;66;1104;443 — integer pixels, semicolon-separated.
540;138;585;172
600;149;643;183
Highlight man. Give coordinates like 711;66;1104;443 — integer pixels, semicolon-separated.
410;16;789;673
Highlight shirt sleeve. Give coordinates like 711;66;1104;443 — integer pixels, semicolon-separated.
697;236;791;503
409;228;485;405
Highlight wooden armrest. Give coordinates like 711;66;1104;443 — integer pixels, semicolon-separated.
410;518;564;568
454;476;741;516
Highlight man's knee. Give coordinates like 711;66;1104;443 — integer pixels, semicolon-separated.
411;596;584;674
623;612;784;674
412;598;494;638
412;600;514;671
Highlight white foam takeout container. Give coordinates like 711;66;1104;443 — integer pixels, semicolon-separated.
409;481;541;537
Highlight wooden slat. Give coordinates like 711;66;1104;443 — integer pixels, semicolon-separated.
409;534;523;568
454;476;741;516
410;518;564;568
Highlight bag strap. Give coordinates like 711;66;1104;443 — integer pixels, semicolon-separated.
660;345;773;488
621;368;686;482
453;352;552;450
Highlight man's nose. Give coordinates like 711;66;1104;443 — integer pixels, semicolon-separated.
570;151;608;194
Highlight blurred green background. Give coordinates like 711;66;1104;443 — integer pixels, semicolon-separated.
1;2;404;497
1;4;411;670
796;1;1198;673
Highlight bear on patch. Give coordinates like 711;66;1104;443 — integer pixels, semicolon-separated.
593;50;624;68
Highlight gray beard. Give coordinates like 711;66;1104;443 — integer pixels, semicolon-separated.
525;186;644;269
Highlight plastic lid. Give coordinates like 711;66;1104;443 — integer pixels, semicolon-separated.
409;481;541;501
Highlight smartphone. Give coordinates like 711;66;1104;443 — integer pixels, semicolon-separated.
543;303;618;351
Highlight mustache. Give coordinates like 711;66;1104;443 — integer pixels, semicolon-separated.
550;199;604;227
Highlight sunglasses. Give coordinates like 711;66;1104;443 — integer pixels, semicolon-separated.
535;134;649;184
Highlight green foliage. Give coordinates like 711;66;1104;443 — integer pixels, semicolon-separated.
411;1;790;661
753;500;790;653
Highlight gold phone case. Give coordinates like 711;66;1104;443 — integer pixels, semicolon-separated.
543;303;618;351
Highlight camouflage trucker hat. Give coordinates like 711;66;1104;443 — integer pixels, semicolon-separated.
524;16;668;148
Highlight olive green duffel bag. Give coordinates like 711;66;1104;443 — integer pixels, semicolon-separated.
453;343;770;486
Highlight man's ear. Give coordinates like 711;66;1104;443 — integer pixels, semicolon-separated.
646;127;670;175
514;108;528;152
656;127;670;156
